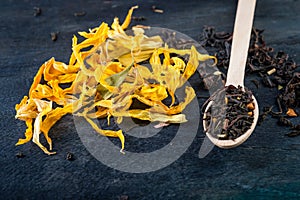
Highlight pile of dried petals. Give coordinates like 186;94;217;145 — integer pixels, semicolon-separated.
15;6;216;155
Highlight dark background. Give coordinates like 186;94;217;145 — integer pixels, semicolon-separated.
1;0;300;199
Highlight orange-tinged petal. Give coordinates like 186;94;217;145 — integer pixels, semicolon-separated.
29;59;48;98
15;118;33;145
30;84;53;99
15;96;28;112
181;46;199;85
15;97;38;120
47;80;63;99
57;73;77;83
121;6;138;30
137;84;168;101
41;104;73;148
69;35;78;66
83;115;125;152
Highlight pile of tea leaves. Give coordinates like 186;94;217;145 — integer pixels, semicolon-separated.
199;26;300;137
203;85;255;140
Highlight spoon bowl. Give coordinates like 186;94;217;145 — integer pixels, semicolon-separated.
203;94;259;148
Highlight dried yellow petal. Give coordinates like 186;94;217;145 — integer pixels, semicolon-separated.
41;104;73;137
32;99;55;155
15;118;33;145
15;97;38;120
29;61;46;98
121;5;138;30
83;115;125;151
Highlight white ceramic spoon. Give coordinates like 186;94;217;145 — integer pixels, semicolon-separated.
202;0;259;149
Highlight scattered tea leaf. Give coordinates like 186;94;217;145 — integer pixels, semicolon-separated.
132;16;146;21
285;131;300;137
292;124;300;130
251;79;259;89
66;152;75;161
16;152;25;158
33;7;41;17
50;32;58;41
74;11;86;17
118;195;129;200
277;117;293;127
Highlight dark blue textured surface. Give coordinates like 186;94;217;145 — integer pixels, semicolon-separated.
1;0;300;199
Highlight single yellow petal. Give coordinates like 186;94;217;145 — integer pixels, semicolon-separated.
41;104;73;137
137;84;168;102
32;99;55;155
57;73;77;83
29;59;48;98
181;46;199;86
83;115;125;152
121;5;138;30
16;118;33;145
30;84;53;99
171;57;186;72
15;96;28;112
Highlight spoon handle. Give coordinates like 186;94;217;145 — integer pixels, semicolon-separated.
225;0;256;87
